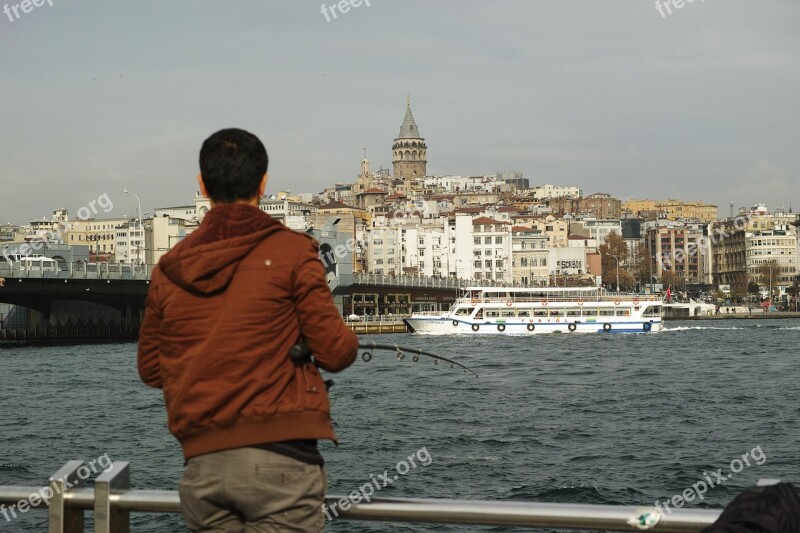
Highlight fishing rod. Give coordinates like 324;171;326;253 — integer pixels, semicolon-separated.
290;341;478;378
357;341;478;377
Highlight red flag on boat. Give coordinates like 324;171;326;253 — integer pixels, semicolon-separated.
665;285;672;302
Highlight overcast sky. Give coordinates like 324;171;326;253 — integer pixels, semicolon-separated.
1;1;798;224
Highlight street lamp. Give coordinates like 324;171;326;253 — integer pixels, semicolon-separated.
123;188;143;267
604;253;620;293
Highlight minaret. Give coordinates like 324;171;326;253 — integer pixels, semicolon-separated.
392;97;427;180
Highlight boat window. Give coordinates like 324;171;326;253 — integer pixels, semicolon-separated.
585;308;599;316
534;310;547;317
517;310;531;318
456;308;471;316
566;309;582;317
599;309;615;316
548;309;563;317
501;310;516;318
485;309;500;318
642;305;660;317
616;308;632;316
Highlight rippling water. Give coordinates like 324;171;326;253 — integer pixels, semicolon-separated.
2;320;800;532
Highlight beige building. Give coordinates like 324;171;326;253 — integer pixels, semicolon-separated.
623;199;718;223
64;215;130;261
145;216;186;265
511;228;550;286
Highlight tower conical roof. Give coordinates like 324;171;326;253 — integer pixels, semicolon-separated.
397;102;422;139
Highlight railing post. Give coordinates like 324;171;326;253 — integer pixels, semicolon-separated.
48;460;86;533
94;461;130;533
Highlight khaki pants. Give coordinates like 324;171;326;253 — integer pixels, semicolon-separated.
179;447;327;532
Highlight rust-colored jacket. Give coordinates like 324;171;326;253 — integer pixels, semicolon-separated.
137;204;358;459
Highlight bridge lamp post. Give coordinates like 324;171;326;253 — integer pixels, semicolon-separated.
123;188;143;267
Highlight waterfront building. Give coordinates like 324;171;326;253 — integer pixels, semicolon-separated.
712;204;800;292
511;228;549;286
63;214;130;262
144;216;186;265
645;222;711;287
469;216;512;282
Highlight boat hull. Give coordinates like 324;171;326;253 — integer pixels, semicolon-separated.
404;316;663;334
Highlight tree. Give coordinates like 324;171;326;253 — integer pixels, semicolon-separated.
598;231;628;290
618;270;636;292
729;273;749;303
631;242;652;288
755;260;782;299
748;280;761;296
661;271;685;292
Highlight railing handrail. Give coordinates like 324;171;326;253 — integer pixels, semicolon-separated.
456;295;662;306
0;476;722;532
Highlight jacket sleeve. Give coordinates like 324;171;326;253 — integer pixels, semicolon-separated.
292;239;358;373
137;268;164;388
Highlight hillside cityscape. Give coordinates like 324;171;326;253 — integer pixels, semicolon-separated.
2;101;797;306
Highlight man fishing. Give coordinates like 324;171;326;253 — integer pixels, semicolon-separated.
137;128;358;532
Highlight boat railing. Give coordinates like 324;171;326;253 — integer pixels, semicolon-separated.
0;460;726;532
456;295;663;306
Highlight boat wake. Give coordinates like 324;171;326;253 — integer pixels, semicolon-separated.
663;326;744;332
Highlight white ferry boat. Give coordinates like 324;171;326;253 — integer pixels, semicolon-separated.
404;286;664;334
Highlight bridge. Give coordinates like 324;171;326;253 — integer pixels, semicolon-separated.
0;263;514;340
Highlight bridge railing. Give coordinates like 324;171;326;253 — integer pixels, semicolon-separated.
351;272;528;290
0;460;725;532
0;262;151;281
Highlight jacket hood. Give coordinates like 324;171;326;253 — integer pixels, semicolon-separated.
159;203;283;295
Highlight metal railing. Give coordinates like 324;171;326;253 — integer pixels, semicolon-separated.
0;261;151;281
456;295;663;306
0;460;726;532
351;272;534;290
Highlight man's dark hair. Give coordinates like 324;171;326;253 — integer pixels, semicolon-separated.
199;128;269;203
